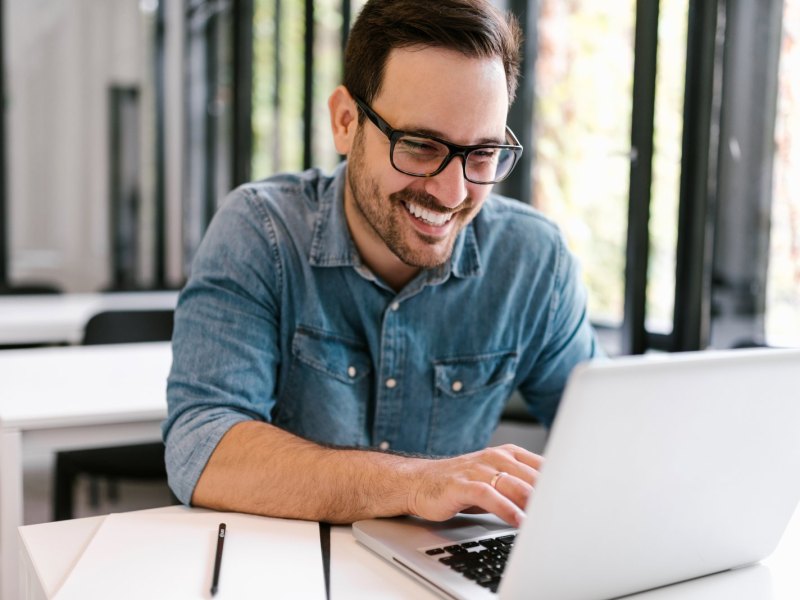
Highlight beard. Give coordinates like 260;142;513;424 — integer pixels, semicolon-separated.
346;130;474;269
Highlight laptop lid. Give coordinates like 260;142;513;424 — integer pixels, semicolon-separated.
354;348;800;600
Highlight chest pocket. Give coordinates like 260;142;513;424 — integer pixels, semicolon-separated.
276;327;372;446
291;328;372;383
428;351;518;456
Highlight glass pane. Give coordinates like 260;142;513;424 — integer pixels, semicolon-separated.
533;1;635;329
647;0;689;334
252;0;308;178
251;0;280;178
766;0;800;346
313;0;345;171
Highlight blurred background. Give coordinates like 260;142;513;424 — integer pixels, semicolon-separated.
1;0;798;355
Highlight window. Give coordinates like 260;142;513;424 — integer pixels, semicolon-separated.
251;0;357;179
533;1;688;354
247;0;789;354
252;0;306;177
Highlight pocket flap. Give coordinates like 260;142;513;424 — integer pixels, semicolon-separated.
434;351;518;397
291;328;372;384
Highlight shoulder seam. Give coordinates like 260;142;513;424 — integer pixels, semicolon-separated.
243;188;284;295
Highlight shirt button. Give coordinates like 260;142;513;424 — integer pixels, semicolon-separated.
451;380;464;392
385;378;397;389
390;302;400;311
378;440;391;451
347;366;357;378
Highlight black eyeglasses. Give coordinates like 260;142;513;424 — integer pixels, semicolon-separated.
353;96;523;185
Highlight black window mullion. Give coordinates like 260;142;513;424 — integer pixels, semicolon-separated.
671;0;725;352
109;88;142;291
204;7;219;227
500;0;538;206
341;0;352;56
232;0;254;187
302;0;314;170
154;0;167;288
621;0;660;355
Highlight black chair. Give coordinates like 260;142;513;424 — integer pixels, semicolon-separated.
52;309;178;521
82;309;174;345
0;283;62;295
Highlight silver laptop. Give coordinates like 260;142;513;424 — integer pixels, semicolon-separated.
353;348;800;599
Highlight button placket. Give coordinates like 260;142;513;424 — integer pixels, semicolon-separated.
373;296;405;449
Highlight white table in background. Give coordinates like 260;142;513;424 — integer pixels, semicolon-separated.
17;502;800;599
0;342;171;599
0;291;179;346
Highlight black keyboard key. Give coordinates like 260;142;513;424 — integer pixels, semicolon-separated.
425;548;445;556
433;538;512;591
498;534;516;544
440;555;472;568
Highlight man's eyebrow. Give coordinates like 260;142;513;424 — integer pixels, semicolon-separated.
403;125;506;146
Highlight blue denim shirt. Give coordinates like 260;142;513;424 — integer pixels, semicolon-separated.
163;163;601;504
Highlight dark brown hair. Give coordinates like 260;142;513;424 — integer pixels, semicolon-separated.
343;0;522;108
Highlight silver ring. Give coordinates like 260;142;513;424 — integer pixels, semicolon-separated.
490;471;507;489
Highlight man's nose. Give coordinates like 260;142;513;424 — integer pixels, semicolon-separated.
424;156;469;209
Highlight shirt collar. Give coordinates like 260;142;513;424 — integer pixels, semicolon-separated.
309;161;482;280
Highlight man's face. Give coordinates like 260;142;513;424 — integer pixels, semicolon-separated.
345;46;510;271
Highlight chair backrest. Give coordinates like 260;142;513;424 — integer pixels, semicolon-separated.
82;310;174;345
0;283;62;295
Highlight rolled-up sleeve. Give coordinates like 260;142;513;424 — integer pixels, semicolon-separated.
162;188;283;504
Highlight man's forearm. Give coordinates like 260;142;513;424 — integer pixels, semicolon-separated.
191;420;541;526
191;420;420;523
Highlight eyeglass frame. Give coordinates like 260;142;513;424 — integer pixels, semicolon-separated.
352;95;523;185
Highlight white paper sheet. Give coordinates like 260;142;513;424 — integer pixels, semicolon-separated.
53;508;326;599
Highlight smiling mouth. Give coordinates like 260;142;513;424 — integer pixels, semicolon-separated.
402;201;454;227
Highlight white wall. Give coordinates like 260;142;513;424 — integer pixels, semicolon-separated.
5;0;183;291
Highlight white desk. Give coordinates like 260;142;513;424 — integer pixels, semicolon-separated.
0;343;171;599
15;505;441;600
17;503;800;599
0;291;179;346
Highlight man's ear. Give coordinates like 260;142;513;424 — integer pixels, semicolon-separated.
328;86;359;155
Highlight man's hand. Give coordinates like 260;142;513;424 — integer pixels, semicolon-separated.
405;444;542;527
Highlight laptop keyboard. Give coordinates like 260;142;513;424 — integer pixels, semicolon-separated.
424;533;516;594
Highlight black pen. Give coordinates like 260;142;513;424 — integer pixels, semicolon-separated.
211;523;226;596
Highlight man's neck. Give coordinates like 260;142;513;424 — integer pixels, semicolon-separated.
349;222;419;292
363;251;419;293
343;190;419;293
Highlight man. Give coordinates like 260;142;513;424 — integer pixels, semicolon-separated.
164;0;600;528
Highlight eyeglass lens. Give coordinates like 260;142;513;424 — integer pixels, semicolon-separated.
392;135;516;183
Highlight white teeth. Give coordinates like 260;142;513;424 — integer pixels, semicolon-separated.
404;202;454;227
